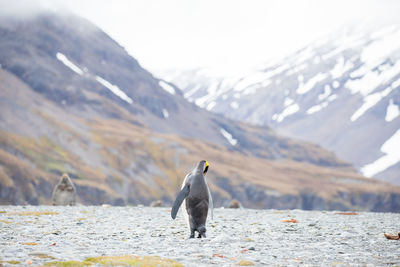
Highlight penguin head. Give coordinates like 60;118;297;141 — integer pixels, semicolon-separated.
203;160;209;175
196;160;209;175
61;173;70;184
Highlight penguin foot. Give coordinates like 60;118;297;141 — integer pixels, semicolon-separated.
197;232;206;238
189;232;195;238
197;226;206;238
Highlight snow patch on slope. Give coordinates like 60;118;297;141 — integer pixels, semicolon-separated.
224;68;277;96
351;85;394;122
361;27;400;67
361;129;400;177
272;103;300;122
206;101;216;111
159;80;176;95
330;56;354;79
296;73;328;95
307;102;328;114
162;109;169;119
195;95;210;107
183;84;200;98
318;85;331;101
385;99;399;122
332;81;340;89
286;63;308;76
230;101;239;109
220;128;238;146
95;76;133;104
346;71;383;96
56;52;84;75
284;98;294;107
307;94;337;115
346;60;400;96
392;77;400;89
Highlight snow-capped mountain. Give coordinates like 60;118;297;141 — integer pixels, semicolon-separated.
162;25;400;185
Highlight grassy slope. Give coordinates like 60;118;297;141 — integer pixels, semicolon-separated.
2;116;399;208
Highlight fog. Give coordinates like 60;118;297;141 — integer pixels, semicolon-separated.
2;0;400;74
0;0;67;18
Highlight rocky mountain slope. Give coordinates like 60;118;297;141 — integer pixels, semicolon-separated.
1;10;400;211
164;25;400;185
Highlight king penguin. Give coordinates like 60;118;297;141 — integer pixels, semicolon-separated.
52;173;76;206
171;160;213;238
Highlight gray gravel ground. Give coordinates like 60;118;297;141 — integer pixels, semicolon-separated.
0;206;399;266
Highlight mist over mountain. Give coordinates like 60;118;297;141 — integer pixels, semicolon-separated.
1;5;400;211
163;24;400;186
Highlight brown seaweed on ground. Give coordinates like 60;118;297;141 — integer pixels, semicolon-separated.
281;219;298;223
384;233;400;240
335;212;359;215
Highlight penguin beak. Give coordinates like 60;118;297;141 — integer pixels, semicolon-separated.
203;161;209;175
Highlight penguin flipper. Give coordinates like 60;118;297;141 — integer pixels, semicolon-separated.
171;184;190;219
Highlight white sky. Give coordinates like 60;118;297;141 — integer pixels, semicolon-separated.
60;0;400;75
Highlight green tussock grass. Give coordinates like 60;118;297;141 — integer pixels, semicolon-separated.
85;255;183;267
0;260;21;265
10;211;59;216
237;260;255;266
0;131;91;182
45;256;183;267
0;132;70;175
30;253;56;259
44;260;93;266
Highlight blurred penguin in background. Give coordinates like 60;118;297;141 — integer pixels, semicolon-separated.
52;173;76;206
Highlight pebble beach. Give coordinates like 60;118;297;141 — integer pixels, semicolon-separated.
0;206;399;266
